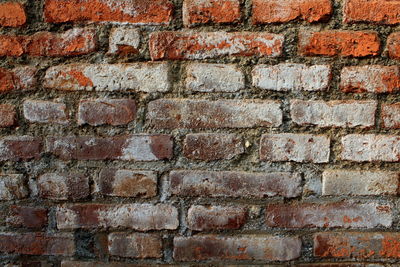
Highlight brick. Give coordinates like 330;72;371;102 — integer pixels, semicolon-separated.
260;133;330;163
0;28;97;57
0;174;27;200
252;0;332;24
344;0;400;24
298;264;384;267
0;104;16;127
23;100;68;124
322;170;400;196
0;136;41;161
0;66;37;93
108;233;162;258
187;205;247;231
44;63;169;92
382;103;400;128
340;65;400;93
36;173;90;200
265;202;392;228
170;170;302;198
183;0;240;26
56;203;179;230
253;63;331;91
0;232;74;256
183;133;244;161
6;206;47;229
95;169;157;198
290;100;376;127
185;63;244;92
44;0;173;25
149;31;284;60
46;135;172;161
387;32;400;59
314;232;400;259
173;235;301;261
147;99;282;129
341;134;400;162
61;262;181;267
78;99;136;126
108;28;140;55
299;31;380;57
0;2;26;27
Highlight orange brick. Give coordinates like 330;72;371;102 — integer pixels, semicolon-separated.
0;2;26;27
344;0;400;24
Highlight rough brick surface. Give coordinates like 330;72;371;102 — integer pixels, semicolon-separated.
0;136;41;161
382;103;400;129
0;66;37;93
108;233;162;258
344;0;400;24
23;100;68;124
0;174;28;200
6;206;47;229
108;28;140;55
0;104;16;127
0;2;26;27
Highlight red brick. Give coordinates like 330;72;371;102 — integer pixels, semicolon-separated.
6;206;47;229
61;261;180;267
314;232;400;259
0;66;37;93
36;173;89;200
56;203;178;230
23;100;68;124
183;0;240;26
108;233;162;258
149;31;284;60
265;202;392;228
187;205;247;231
95;169;157;198
344;0;400;24
44;0;173;25
108;27;140;55
78;99;136;126
253;0;332;24
46;135;173;161
173;235;301;261
299;31;380;57
147;99;282;129
387;32;400;59
298;263;384;267
0;28;97;57
0;136;41;161
260;133;330;163
170;170;302;198
0;232;74;256
0;2;26;27
0;174;27;200
0;104;16;127
382;103;400;129
183;133;244;161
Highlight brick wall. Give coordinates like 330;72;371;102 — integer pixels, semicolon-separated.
0;0;399;266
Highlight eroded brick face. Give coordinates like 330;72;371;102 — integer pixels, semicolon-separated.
0;2;26;27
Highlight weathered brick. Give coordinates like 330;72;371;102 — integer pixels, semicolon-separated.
95;169;157;198
147;99;282;129
183;0;240;26
108;233;162;258
44;0;173;25
35;173;90;200
0;66;37;93
0;28;97;57
170;170;302;198
0;2;26;27
187;205;247;231
108;28;140;55
56;203;179;230
61;261;181;267
340;65;400;93
44;63;170;92
183;133;244;161
185;63;244;92
382;103;400;129
314;232;400;259
344;0;400;24
265;202;392;228
149;31;284;60
46;135;173;161
0;174;27;200
252;0;332;24
0;232;74;256
387;32;400;59
298;264;384;267
322;170;400;196
0;136;41;161
23;100;68;124
252;63;331;91
173;235;301;261
299;31;380;57
290;100;376;127
341;134;400;162
260;133;330;163
6;206;47;229
0;104;16;127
